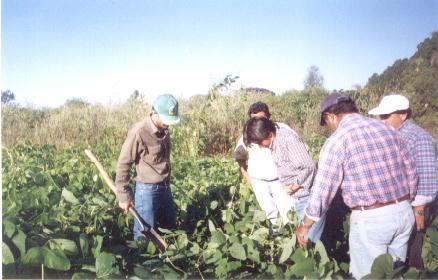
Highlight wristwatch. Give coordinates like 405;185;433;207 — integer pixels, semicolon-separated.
414;209;425;216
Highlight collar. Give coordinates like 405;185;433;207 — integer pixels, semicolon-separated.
398;119;412;131
145;115;167;136
337;113;358;129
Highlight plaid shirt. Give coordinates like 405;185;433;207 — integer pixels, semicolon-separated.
399;120;438;203
270;126;316;198
306;113;418;219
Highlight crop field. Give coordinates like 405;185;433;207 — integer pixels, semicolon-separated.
2;140;438;279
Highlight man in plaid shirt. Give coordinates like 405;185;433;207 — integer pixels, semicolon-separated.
295;92;418;279
369;94;438;268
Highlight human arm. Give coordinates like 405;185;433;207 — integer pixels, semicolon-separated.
114;129;138;212
236;159;251;183
276;130;316;190
233;136;250;182
295;141;344;246
411;137;437;205
411;137;437;231
295;216;315;246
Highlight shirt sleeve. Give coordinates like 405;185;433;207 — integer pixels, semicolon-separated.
114;128;138;203
233;136;248;161
279;133;316;188
415;136;438;199
305;140;344;221
399;137;418;202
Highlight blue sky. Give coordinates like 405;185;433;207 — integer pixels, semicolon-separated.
2;0;437;107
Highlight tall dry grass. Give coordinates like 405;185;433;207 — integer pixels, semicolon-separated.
1;89;339;158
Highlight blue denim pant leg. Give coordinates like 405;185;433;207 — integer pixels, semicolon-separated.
295;195;326;243
134;182;176;240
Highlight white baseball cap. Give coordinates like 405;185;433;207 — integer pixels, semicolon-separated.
368;94;410;115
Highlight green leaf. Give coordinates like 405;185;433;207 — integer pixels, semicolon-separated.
210;200;218;210
208;219;216;233
229;242;246;260
147;240;157;254
62;188;79;204
252;210;267;223
49;238;79;256
2;242;15;264
176;234;188;249
250;228;269;242
287;257;315;277
79;233;90;258
22;246;46;265
72;272;96;279
370;253;393;277
133;265;153;279
291;248;306;263
95;252;118;278
3;220;16;238
279;238;295;263
92;235;103;258
224;223;234;234
210;231;226;248
12;230;27;257
315;240;329;265
190;243;200;255
44;249;71;271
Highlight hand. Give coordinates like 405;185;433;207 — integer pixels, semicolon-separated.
118;200;133;213
295;226;309;247
413;205;426;231
283;184;301;195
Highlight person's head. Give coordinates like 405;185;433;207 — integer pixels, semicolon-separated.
243;117;277;148
248;101;271;119
368;94;411;129
320;92;358;131
151;94;180;129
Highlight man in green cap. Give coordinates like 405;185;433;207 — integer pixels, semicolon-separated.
115;94;180;240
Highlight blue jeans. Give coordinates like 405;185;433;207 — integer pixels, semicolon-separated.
349;200;414;279
296;195;326;243
134;182;176;240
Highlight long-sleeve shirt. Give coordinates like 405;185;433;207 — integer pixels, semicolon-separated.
399;120;438;206
269;125;316;198
306;113;418;220
115;116;171;203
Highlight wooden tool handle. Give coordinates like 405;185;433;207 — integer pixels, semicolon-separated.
84;149;118;194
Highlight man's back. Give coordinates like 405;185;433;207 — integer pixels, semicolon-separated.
307;113;417;216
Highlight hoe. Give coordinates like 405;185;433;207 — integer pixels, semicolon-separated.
84;149;168;252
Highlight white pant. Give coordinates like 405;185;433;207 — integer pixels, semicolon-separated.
349;200;414;279
250;178;296;225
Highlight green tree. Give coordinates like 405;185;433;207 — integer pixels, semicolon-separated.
303;65;324;89
1;90;15;104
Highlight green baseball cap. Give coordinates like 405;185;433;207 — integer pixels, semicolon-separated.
153;94;180;125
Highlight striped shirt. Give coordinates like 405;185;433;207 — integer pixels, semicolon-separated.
399;120;438;205
270;125;316;198
306;113;418;220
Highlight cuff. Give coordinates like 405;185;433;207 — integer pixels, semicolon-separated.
411;194;434;207
304;208;321;222
116;187;133;203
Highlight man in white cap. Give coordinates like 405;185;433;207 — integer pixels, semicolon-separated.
115;94;180;240
369;94;438;268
